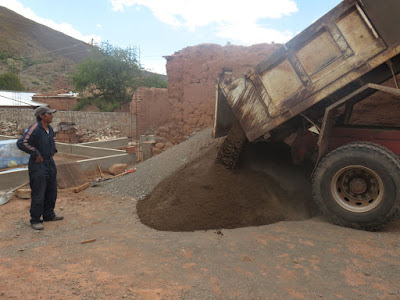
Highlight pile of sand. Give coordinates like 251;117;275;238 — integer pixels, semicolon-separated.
137;142;317;231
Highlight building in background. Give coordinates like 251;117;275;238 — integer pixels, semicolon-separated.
32;92;79;111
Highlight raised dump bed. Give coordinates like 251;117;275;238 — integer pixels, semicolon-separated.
214;0;400;141
214;0;400;230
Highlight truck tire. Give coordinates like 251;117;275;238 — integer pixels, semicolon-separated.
312;142;400;230
216;121;247;169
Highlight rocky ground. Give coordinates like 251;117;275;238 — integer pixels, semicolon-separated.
0;128;399;299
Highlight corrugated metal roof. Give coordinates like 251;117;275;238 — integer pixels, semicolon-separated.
0;91;44;107
34;92;79;98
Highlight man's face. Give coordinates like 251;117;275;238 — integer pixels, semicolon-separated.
40;112;53;124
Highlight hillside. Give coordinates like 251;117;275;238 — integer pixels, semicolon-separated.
0;6;94;92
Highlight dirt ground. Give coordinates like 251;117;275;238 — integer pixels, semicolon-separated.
1;186;399;299
1;140;400;299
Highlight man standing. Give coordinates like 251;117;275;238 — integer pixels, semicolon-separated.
17;106;63;230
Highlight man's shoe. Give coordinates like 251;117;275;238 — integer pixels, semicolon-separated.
45;215;64;222
31;223;44;230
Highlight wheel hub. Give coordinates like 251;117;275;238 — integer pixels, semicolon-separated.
349;178;367;194
331;165;383;213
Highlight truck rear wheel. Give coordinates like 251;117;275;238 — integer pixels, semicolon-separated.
312;142;400;230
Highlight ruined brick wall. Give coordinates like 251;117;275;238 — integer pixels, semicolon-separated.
32;96;78;111
161;43;281;144
131;87;169;136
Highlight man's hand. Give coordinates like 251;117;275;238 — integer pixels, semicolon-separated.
35;154;43;164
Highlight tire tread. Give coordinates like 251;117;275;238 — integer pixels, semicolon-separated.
312;142;400;230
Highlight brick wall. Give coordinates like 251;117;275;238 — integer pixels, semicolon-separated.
131;87;169;135
32;96;79;111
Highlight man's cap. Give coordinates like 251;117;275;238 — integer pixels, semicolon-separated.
34;106;57;117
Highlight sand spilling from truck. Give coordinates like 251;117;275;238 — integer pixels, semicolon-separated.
137;141;317;231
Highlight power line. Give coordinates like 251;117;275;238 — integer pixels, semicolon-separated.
0;94;38;107
6;48;93;66
46;48;92;57
22;42;91;59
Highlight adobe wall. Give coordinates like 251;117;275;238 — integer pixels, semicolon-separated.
32;96;78;111
161;43;281;144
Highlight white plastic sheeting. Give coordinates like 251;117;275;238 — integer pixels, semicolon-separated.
0;139;29;169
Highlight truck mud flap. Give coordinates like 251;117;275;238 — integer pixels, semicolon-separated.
213;85;238;138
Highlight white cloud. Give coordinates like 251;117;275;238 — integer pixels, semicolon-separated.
0;0;101;44
111;0;297;44
217;23;293;44
96;24;103;29
142;58;166;75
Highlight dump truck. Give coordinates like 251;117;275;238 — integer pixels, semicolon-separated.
213;0;400;230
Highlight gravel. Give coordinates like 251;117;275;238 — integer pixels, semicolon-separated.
100;128;222;199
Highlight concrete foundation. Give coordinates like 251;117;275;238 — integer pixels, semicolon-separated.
142;141;155;161
56;142;126;158
0;138;136;190
79;138;130;149
0;168;29;190
77;153;135;173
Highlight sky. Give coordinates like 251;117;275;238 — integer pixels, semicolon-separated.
0;0;341;75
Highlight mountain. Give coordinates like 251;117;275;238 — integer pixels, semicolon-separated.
0;6;93;92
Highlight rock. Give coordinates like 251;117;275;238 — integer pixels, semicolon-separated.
15;188;31;199
155;142;165;150
109;163;127;175
0;120;19;137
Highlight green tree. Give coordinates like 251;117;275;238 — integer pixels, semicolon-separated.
6;58;23;74
70;42;142;111
142;73;168;89
0;72;25;91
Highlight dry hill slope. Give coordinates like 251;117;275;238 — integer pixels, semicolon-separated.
0;6;93;92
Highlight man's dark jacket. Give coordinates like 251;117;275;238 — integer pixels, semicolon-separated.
17;121;57;161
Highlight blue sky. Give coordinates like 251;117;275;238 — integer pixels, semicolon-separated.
0;0;341;74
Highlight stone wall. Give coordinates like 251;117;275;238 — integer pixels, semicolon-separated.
0;107;135;138
161;43;281;144
32;96;79;111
